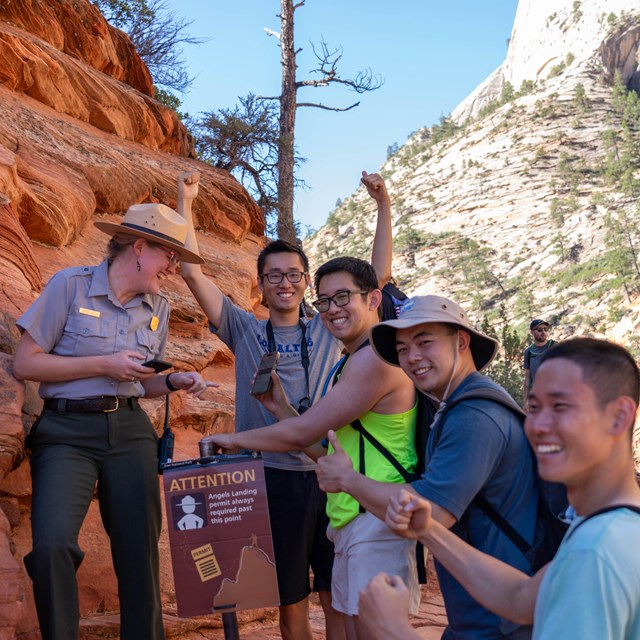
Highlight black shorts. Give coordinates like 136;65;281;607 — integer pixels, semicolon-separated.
265;467;334;606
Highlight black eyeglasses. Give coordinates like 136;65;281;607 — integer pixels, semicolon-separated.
312;290;368;313
533;327;549;333
260;271;306;284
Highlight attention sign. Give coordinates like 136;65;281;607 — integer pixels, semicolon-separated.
163;454;279;617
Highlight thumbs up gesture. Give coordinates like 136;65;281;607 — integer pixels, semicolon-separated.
316;430;355;493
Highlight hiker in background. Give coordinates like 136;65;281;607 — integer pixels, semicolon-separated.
523;319;556;405
363;337;640;640
316;295;538;639
178;170;393;640
12;204;214;640
201;257;421;640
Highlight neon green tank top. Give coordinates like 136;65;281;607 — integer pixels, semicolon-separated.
326;401;417;529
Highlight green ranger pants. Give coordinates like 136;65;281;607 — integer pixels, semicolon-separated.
24;403;165;640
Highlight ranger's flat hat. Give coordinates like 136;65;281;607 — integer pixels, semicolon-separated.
95;203;204;264
370;295;498;371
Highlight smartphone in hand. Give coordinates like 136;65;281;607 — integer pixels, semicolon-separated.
250;351;279;395
142;359;173;373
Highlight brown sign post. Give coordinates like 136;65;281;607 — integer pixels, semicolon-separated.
163;454;280;619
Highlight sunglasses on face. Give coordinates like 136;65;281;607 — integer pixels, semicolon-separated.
533;327;549;333
311;290;367;313
260;271;306;284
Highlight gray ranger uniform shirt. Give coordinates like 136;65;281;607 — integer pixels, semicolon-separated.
17;260;169;399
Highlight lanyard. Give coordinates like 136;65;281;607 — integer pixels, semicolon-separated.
321;338;371;396
266;319;310;410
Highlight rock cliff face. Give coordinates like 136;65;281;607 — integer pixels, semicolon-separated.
0;1;268;638
453;0;640;120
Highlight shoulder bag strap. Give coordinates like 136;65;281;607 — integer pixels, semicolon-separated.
431;388;530;551
351;418;415;483
566;504;640;541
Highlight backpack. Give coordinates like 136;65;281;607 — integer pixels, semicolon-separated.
380;282;408;321
353;386;570;573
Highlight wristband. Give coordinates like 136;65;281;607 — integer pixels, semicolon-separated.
165;373;179;392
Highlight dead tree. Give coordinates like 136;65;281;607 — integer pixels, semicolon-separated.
264;0;383;242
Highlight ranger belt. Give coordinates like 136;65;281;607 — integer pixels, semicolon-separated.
43;397;140;413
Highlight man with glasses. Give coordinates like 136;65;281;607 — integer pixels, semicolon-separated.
202;257;420;640
523;319;556;406
177;172;393;640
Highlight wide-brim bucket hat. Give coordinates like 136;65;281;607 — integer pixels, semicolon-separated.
370;295;498;371
95;203;204;264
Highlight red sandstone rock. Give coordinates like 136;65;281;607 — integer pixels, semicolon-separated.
0;0;154;95
0;506;26;636
0;7;184;155
0;1;268;638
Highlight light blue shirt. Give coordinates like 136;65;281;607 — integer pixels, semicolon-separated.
534;507;640;639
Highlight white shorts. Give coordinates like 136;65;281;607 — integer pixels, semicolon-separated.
327;511;420;616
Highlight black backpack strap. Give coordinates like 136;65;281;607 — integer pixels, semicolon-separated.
320;340;373;449
327;355;349;392
329;339;370;388
351;408;428;585
473;494;531;555
414;392;437;472
356;423;367;514
351;418;416;483
430;387;531;553
431;387;525;449
447;388;525;418
566;504;640;541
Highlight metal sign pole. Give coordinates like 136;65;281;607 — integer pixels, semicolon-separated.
221;612;240;640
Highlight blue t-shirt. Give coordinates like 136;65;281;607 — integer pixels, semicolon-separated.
412;372;538;639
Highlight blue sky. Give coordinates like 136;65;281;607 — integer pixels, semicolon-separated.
164;1;519;232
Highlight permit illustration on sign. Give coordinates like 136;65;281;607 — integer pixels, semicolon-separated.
163;455;279;617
